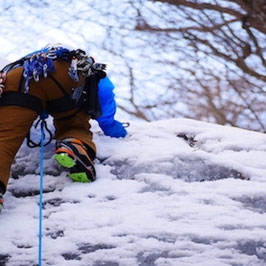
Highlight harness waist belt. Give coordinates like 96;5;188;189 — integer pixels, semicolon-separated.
47;96;78;113
0;91;43;114
0;91;81;115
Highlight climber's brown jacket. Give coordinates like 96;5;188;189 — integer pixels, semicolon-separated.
0;61;96;192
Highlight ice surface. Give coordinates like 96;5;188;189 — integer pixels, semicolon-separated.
1;118;266;266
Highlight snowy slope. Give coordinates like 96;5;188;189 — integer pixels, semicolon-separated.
1;118;266;266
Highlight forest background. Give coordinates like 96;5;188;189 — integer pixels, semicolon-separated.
0;0;265;132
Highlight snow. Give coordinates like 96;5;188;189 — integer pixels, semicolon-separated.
1;118;266;266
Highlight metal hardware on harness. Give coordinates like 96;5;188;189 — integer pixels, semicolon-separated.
122;122;130;128
0;71;6;96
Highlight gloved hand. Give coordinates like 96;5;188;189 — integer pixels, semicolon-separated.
99;120;127;138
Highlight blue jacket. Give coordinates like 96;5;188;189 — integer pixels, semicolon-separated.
97;77;116;125
96;77;127;138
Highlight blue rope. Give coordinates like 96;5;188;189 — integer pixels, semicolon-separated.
38;117;46;266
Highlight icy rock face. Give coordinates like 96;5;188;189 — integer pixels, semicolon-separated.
11;141;60;179
96;119;252;183
107;155;246;183
2;118;266;266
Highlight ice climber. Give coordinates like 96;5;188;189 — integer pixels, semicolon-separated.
0;44;127;212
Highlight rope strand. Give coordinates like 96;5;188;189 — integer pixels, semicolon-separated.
38;118;46;266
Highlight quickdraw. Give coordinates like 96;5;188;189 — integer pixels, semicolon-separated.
0;71;6;96
23;54;55;93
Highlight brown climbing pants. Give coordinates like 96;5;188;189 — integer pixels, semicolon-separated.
0;61;96;192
